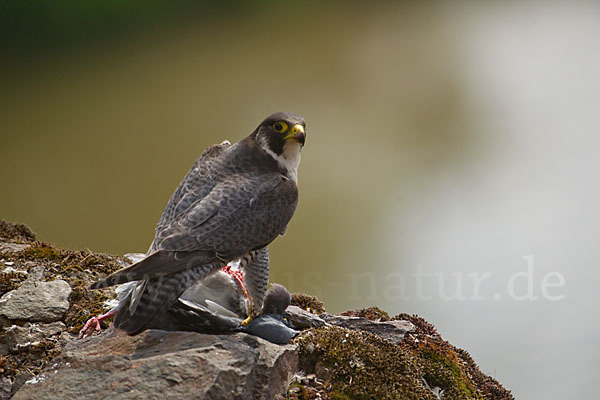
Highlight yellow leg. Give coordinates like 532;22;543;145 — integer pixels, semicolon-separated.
241;303;259;326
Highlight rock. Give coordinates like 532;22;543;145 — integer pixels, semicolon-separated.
12;371;34;397
285;305;326;329
13;329;298;400
34;321;66;337
0;242;30;253
320;314;415;344
0;377;11;400
0;268;71;323
4;322;66;353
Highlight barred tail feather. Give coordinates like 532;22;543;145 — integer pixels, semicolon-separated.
89;250;214;290
114;261;224;335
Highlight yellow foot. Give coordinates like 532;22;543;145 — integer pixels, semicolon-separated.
241;314;254;326
241;303;259;326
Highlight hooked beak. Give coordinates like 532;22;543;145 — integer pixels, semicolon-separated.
285;124;305;146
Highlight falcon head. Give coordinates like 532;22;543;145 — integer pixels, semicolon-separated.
254;112;306;181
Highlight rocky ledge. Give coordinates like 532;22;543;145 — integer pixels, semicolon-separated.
0;220;513;399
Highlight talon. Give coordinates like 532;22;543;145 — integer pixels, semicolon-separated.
241;303;259;326
78;310;117;339
78;317;99;339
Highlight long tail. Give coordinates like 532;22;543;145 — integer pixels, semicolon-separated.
90;250;214;289
113;260;225;335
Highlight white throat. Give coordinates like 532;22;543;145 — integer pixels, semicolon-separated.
260;140;302;183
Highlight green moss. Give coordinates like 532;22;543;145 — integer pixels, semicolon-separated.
10;241;124;279
20;242;64;261
453;348;514;399
295;326;434;400
2;235;125;333
286;382;310;400
420;347;482;399
394;313;441;337
291;292;326;314
329;392;352;400
340;306;391;321
289;314;504;399
65;283;113;333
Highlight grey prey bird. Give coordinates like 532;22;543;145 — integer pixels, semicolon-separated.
163;280;299;345
90;112;306;335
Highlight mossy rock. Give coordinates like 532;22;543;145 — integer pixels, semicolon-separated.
294;325;433;400
418;344;482;399
290;318;513;399
291;292;326;314
340;306;391;321
0;236;125;334
0;221;126;385
0;221;36;243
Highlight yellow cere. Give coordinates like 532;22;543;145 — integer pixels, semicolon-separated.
273;121;288;133
291;124;304;135
284;124;305;140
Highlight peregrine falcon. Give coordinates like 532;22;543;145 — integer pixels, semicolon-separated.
90;112;306;335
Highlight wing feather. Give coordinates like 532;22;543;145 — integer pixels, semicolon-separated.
156;173;297;258
151;141;232;251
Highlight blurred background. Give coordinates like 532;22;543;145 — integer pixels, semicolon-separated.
1;1;599;398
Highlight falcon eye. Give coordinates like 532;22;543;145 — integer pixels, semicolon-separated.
273;121;288;133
